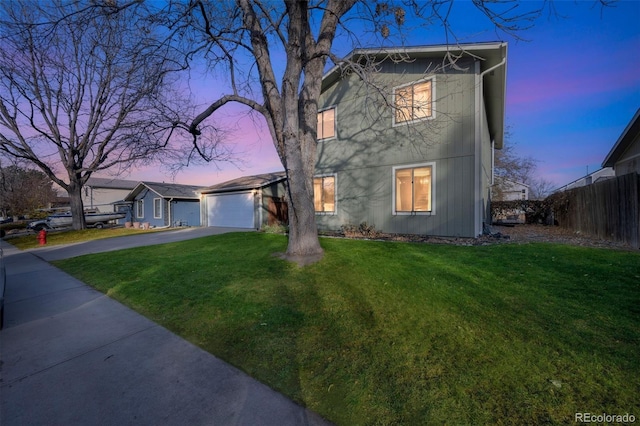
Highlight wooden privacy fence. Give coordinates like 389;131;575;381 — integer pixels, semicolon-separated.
549;173;640;249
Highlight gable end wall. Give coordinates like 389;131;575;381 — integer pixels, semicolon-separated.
315;56;484;237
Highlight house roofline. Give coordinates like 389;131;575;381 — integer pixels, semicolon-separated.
323;42;508;78
602;108;640;168
85;177;139;190
554;167;614;192
125;181;200;201
493;176;530;188
199;173;287;194
322;42;507;149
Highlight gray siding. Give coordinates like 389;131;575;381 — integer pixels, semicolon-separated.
316;57;484;237
134;189;200;227
615;132;640;176
82;187;131;212
134;190;165;227
171;200;201;227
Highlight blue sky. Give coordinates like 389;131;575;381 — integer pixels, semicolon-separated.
503;1;640;187
129;0;640;188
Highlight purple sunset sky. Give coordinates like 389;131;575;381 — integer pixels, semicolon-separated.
128;1;640;190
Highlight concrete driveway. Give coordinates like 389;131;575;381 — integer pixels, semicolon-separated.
0;228;332;426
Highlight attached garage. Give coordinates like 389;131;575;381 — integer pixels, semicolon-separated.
206;192;255;228
199;172;288;229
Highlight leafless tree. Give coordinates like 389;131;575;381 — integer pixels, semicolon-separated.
493;136;555;200
493;142;536;195
0;161;57;218
0;0;200;229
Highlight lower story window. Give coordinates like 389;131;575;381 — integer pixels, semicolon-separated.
153;198;162;219
394;164;434;214
314;175;335;213
136;199;144;218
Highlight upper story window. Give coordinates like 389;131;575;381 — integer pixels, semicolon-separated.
393;163;435;215
393;78;434;125
314;175;335;213
317;107;336;140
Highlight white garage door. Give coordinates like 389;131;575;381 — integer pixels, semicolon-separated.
207;192;255;228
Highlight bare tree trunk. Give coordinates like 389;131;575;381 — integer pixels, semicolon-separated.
283;138;323;259
67;179;87;230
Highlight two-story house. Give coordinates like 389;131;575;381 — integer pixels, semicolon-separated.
312;42;507;238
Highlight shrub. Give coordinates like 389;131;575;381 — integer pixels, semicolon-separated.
341;222;379;238
261;223;288;234
491;200;554;225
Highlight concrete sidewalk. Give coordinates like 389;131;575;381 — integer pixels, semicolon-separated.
0;233;332;425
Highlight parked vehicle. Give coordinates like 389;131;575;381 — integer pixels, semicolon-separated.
27;211;126;231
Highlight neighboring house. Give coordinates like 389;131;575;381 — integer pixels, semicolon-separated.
491;177;529;224
199;172;287;229
124;182;202;228
492;177;529;201
312;42;507;238
602;108;640;176
556;167;615;192
47;195;71;211
82;177;138;212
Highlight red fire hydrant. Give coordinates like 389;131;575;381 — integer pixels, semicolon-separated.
37;229;47;245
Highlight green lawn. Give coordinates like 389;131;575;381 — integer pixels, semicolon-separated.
54;233;640;425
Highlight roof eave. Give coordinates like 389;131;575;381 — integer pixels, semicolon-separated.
602;108;640;167
123;182;148;201
484;43;508;149
321;42;508;148
322;42;508;89
199;175;287;194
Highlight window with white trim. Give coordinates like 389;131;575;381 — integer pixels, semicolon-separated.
393;164;434;214
153;198;162;219
393;78;434;125
313;175;336;213
317;107;336;140
136;199;144;218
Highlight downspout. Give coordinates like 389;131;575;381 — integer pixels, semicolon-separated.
490;140;495;206
482;55;506;189
258;188;263;230
476;53;506;236
480;56;506;80
491;140;495;185
168;198;174;227
480;55;506;170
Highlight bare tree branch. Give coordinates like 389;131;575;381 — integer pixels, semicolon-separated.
165;0;610;259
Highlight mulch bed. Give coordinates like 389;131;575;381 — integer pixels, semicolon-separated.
493;224;636;250
324;224;636;251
